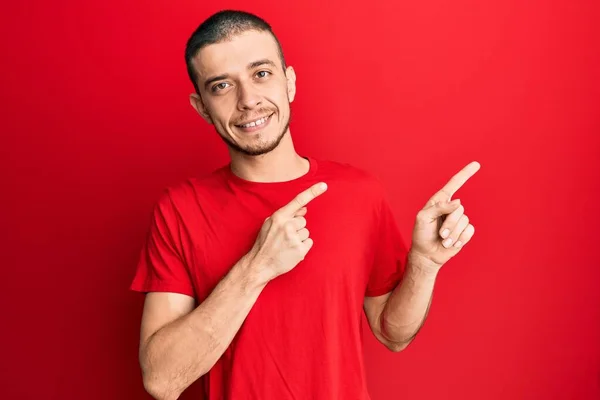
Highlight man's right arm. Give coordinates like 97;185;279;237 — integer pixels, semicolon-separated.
137;181;328;400
139;254;269;400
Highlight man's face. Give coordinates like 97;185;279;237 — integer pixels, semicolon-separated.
190;30;296;156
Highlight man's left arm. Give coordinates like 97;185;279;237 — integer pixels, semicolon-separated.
365;161;481;351
364;252;441;352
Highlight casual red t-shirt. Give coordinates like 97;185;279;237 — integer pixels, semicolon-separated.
131;156;408;400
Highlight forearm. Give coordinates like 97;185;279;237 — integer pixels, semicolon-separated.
380;252;440;350
141;255;270;400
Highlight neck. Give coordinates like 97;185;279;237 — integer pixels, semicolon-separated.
228;131;309;183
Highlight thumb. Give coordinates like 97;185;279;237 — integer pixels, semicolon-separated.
426;199;461;219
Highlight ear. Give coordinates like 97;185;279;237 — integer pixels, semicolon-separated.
189;93;213;125
285;66;297;103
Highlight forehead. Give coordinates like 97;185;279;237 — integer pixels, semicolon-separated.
193;30;281;79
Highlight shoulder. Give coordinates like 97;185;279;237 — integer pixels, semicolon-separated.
153;165;229;212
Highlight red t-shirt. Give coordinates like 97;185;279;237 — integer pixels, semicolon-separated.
131;156;408;399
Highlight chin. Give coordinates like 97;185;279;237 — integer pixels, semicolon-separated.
238;139;281;156
218;113;290;156
235;130;287;156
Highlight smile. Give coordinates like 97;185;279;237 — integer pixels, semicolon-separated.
236;113;273;128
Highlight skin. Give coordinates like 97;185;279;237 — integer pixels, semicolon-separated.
189;30;307;183
136;28;481;400
367;161;480;351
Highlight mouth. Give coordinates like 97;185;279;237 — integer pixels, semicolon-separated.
234;113;274;133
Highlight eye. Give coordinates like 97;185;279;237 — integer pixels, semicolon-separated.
212;82;230;92
256;70;271;79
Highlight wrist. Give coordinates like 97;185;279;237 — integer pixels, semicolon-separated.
238;253;275;288
408;250;442;277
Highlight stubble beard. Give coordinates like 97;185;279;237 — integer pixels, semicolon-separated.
215;107;292;157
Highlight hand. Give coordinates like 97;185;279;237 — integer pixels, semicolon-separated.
248;182;328;281
410;162;480;269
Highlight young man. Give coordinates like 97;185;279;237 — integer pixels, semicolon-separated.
130;9;480;400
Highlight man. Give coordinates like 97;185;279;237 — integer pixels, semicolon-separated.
130;9;479;400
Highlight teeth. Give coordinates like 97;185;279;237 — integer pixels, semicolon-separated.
241;115;268;128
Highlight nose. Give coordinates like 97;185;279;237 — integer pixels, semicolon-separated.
236;82;261;111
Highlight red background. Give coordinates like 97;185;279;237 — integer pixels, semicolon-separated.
2;0;599;399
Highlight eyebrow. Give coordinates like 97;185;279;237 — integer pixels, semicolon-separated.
203;59;278;90
248;58;276;70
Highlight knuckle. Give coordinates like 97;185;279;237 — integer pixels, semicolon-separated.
295;195;306;207
284;220;295;232
271;212;283;224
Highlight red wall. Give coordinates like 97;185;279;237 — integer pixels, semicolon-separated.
3;1;599;399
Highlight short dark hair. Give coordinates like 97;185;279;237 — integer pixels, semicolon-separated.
184;10;287;94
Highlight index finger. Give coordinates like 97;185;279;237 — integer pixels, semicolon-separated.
438;161;481;199
279;182;328;215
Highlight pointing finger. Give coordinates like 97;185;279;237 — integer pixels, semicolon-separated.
437;161;481;200
279;182;328;216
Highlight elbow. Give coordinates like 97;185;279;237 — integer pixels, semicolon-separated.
379;332;411;352
386;340;410;352
142;373;180;400
140;354;185;400
378;318;413;352
378;331;411;353
140;356;209;400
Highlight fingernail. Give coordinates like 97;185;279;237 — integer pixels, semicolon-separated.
320;183;327;190
443;238;452;247
441;229;450;238
454;241;462;248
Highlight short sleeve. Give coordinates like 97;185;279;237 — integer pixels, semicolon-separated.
130;191;195;297
365;192;409;297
